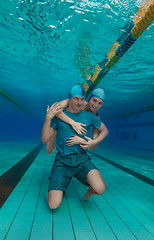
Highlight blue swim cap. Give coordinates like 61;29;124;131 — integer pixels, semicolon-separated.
89;88;105;102
68;85;86;99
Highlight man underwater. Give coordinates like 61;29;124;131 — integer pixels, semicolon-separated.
41;85;108;209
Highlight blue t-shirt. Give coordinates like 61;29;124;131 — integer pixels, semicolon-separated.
51;110;101;156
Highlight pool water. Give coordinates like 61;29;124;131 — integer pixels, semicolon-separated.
0;0;154;130
0;1;154;239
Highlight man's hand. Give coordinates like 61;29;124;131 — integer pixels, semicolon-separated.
80;136;97;150
46;102;63;119
65;136;86;146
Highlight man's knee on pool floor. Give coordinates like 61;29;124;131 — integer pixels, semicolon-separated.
47;190;63;209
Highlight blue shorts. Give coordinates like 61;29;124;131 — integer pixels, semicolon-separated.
48;151;97;192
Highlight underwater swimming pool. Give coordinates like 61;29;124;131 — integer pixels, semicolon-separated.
0;0;154;239
0;0;154;127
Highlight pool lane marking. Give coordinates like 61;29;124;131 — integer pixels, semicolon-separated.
91;152;154;187
82;2;154;97
0;143;43;208
105;146;154;162
0;88;37;119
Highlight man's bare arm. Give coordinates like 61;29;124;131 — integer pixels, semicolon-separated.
41;119;55;144
41;102;62;144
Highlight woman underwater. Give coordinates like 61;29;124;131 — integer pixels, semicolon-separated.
46;87;108;153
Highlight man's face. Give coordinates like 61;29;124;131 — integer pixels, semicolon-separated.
69;97;85;112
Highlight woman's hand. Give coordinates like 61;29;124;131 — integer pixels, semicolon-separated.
46;102;63;119
65;136;86;146
71;122;87;135
80;136;97;150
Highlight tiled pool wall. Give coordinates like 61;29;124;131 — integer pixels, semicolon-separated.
104;110;154;151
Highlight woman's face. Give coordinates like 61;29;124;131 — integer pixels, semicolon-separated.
88;97;103;112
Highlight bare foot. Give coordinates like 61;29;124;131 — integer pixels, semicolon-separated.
84;186;96;201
